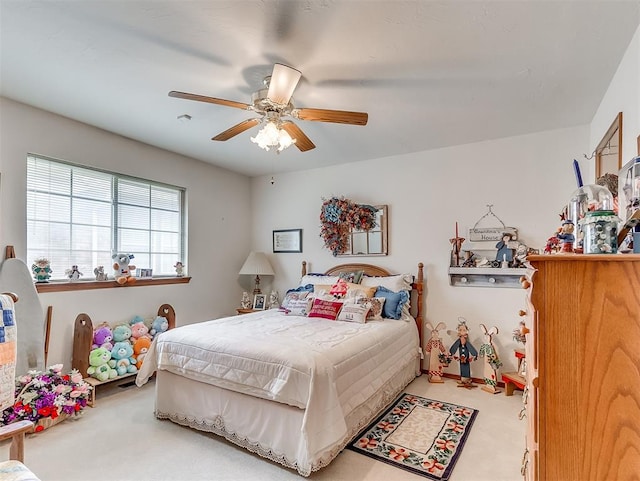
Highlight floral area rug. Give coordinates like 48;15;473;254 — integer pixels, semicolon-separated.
347;393;478;480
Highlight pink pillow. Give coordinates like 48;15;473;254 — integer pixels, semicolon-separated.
307;298;343;320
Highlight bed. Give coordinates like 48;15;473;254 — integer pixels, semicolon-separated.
136;261;424;476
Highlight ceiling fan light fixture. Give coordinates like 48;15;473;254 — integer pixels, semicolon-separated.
250;120;296;152
266;64;301;106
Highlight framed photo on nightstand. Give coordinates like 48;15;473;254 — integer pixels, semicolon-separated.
253;294;266;310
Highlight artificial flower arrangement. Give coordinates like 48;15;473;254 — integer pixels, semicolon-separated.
320;197;378;256
1;364;92;432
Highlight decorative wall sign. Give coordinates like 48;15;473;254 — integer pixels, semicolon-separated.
273;229;302;253
468;227;518;242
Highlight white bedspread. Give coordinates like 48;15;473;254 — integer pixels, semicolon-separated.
137;309;419;459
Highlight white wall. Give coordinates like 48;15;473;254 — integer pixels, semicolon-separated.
250;125;589;375
590;24;640;170
0;97;252;368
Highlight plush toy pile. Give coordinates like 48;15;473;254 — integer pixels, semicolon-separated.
87;314;169;382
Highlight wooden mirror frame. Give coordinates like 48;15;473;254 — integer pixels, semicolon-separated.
595;112;623;180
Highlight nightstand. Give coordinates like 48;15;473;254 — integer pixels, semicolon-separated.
236;308;259;315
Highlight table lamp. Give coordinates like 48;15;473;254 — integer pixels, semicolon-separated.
239;251;275;294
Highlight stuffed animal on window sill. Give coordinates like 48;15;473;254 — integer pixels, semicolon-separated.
94;265;108;281
112;253;136;285
32;257;52;283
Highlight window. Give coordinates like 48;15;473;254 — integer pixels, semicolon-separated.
27;155;185;281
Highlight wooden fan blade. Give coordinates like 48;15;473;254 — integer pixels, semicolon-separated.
292;108;368;125
212;118;261;141
169;91;250;110
281;121;316;152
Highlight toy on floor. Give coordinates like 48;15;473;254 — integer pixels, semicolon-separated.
449;318;478;389
112;253;136;285
479;324;503;394
424;321;449;383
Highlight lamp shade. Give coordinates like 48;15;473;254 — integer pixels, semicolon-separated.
239;251;275;276
267;64;301;106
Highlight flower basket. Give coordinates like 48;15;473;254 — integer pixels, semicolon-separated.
32;413;69;433
1;364;92;433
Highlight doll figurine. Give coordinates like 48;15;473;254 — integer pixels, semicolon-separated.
65;265;83;282
268;291;280;309
557;220;575;253
449;318;478;389
32;257;52;283
174;261;185;277
240;291;252;309
424;321;449;383
479;324;503;394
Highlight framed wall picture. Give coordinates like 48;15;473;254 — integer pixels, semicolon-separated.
253;293;266;310
273;229;302;253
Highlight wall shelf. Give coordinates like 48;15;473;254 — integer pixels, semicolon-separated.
448;266;530;288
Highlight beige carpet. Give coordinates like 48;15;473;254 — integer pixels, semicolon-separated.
0;376;525;480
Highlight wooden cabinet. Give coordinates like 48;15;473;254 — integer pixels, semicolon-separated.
522;255;640;481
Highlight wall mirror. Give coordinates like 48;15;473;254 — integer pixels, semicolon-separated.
595;112;623;180
339;205;388;256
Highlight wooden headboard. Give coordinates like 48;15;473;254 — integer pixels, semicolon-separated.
300;261;425;344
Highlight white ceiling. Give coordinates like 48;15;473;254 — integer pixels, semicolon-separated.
1;1;639;177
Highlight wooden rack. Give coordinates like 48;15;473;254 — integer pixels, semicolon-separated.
71;303;175;406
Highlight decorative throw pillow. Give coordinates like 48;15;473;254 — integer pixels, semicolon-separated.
307;298;343;320
361;274;413;292
337;304;370;323
338;270;365;284
374;286;410;320
284;297;313;316
286;284;314;294
315;282;376;300
281;290;311;310
357;297;386;320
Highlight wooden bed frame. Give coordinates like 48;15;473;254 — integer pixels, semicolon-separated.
302;260;424;344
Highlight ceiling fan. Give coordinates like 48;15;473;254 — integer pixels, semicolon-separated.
169;63;368;152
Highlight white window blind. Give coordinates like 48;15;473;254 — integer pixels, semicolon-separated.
27;155;185;280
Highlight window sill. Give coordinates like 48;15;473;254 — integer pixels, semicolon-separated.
35;277;191;294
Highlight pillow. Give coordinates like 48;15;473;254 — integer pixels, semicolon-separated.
286;284;314;294
284;297;313;316
337;304;369;323
356;296;386;320
361;273;413;292
307;298;343;320
338;270;365;284
281;290;311;310
374;286;410;320
299;274;340;286
315;282;376;300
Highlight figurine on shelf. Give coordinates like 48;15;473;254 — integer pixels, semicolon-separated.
424;321;449;383
495;232;515;264
94;265;108;281
449;318;478;389
268;290;280;309
32;257;52;283
65;265;83;282
479;324;503;394
512;319;529;344
174;261;185;277
556;220;575;253
449;222;465;267
240;291;252;309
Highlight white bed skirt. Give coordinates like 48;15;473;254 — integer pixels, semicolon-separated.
153;359;419;476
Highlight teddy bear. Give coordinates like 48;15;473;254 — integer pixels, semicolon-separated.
130;321;151;343
133;337;152;369
112;253;136;285
112;324;132;343
92;325;114;351
150;316;169;338
109;341;138;376
87;347;118;382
